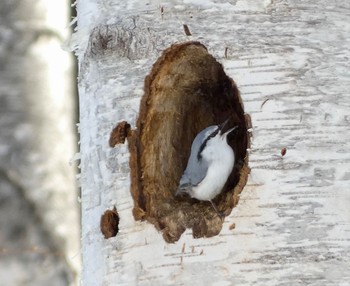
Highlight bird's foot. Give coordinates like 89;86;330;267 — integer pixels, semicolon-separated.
209;200;225;220
217;211;225;220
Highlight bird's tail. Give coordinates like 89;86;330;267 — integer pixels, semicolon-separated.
175;182;191;196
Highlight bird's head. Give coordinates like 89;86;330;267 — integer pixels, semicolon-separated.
218;118;238;138
197;119;237;161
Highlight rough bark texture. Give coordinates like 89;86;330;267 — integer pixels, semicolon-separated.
77;0;350;285
0;1;80;285
124;42;250;242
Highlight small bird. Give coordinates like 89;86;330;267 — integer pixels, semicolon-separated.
176;119;237;216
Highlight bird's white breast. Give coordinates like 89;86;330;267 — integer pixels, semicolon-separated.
191;140;234;201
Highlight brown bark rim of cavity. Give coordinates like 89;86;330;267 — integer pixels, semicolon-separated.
126;41;251;243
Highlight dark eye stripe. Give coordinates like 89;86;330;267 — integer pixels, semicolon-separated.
197;127;219;161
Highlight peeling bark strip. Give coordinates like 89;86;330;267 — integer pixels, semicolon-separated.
127;42;251;242
183;24;192;36
109;121;131;147
100;207;120;239
281;147;287;157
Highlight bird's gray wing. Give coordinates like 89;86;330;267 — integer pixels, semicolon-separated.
179;126;216;188
179;154;208;188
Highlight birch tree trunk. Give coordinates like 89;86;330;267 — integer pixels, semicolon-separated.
76;0;350;285
0;1;80;285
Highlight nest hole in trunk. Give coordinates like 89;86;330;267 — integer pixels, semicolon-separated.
125;41;251;243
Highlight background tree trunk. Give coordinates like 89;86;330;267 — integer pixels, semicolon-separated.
0;1;80;285
76;0;350;285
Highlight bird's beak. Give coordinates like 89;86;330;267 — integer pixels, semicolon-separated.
218;118;230;134
224;125;238;136
218;118;238;136
219;118;239;134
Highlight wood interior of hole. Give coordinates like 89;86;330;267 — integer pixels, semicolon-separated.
127;42;251;242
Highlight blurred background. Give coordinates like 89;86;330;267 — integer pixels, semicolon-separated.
0;1;80;285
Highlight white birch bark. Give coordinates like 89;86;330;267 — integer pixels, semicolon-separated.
76;0;350;285
0;1;80;285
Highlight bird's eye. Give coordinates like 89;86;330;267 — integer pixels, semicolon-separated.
208;128;220;139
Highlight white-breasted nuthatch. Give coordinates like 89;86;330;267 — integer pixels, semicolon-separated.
176;119;237;216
